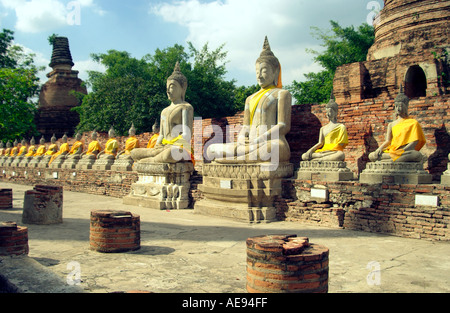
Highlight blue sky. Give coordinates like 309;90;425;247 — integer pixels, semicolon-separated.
0;0;383;87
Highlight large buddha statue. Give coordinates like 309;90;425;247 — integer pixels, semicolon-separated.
131;62;194;164
206;37;292;165
368;87;425;163
302;94;348;162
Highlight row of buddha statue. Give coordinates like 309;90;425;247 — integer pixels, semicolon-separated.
0;37;445;220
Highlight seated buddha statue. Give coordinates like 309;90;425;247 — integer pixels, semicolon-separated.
45;135;58;157
131;62;194;164
206;37;292;165
34;137;47;157
97;127;119;160
25;137;37;157
117;124;140;159
81;131;101;159
147;121;160;149
368;87;425;163
49;134;70;165
10;140;19;157
18;139;28;157
0;142;4;157
3;141;12;158
302;94;348;162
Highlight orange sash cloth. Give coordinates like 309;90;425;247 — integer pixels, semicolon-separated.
147;134;159;149
45;144;58;156
18;146;27;156
49;143;70;165
34;145;46;157
25;146;36;157
69;141;83;155
161;135;195;165
104;139;119;156
249;86;275;126
125;136;139;155
384;118;426;161
86;141;101;155
315;124;348;153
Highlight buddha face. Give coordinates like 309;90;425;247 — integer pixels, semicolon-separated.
326;107;337;122
394;100;408;118
167;79;184;103
256;62;277;89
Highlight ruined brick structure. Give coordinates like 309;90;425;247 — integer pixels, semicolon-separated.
35;37;87;139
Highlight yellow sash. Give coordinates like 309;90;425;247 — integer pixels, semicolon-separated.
49;143;70;165
86;141;101;155
18;146;27;156
147;134;159;149
104;139;119;155
316;124;348;153
249;86;275;125
125;136;139;155
34;145;46;157
384;118;426;161
45;144;58;156
69;141;83;155
161;135;195;165
25;146;36;157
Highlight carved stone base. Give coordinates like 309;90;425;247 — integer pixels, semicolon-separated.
18;157;33;168
123;162;194;210
49;157;66;169
11;157;23;167
37;157;51;169
360;161;432;184
4;158;14;167
441;165;450;185
61;157;80;169
92;157;115;171
194;162;294;223
111;157;134;172
27;157;43;168
76;157;96;170
296;161;354;182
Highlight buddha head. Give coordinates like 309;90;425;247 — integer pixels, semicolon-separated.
62;133;68;143
51;134;57;144
394;85;409;118
91;130;98;140
326;93;339;122
40;136;45;145
109;126;116;138
21;138;27;146
13;139;18;147
0;142;3;149
167;61;188;102
256;36;282;89
6;141;11;148
129;123;136;136
152;119;160;133
30;137;35;145
75;133;82;141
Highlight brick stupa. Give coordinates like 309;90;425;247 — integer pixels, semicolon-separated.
35;37;87;139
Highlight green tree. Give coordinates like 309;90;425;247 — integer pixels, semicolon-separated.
74;42;241;135
288;21;375;104
0;29;42;142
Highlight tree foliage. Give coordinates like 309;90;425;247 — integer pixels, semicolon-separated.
288;21;375;105
0;29;42;142
74;42;247;135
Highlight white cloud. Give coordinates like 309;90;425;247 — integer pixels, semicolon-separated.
0;0;105;33
150;0;370;86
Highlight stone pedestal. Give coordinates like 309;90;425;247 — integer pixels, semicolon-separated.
92;157;115;171
28;157;43;168
441;164;450;185
37;156;51;168
49;156;66;169
195;162;294;223
76;157;96;170
4;158;14;167
123;162;194;210
296;161;354;182
10;157;23;167
18;157;33;168
22;185;63;225
111;157;134;172
360;161;432;184
61;157;80;169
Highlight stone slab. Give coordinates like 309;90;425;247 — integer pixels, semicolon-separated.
441;175;450;185
359;172;433;185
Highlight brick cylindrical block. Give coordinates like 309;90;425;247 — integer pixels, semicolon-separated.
90;210;140;253
0;189;13;210
22;185;63;225
0;222;29;256
246;234;329;293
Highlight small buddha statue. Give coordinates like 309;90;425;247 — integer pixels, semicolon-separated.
10;140;19;157
18;139;29;157
45;135;58;157
0;142;4;157
206;36;292;165
67;133;84;159
117;123;140;159
81;131;101;159
302;94;348;162
3;141;12;158
34;137;47;157
147;120;160;149
97;127;119;159
25;137;37;157
368;87;425;163
49;134;70;165
131;62;194;164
